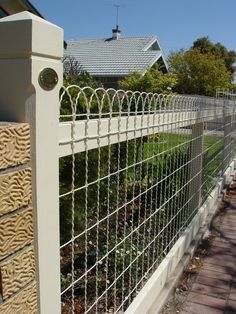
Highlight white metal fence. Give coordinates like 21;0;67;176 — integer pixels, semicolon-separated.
58;87;236;313
1;14;236;314
216;89;236;100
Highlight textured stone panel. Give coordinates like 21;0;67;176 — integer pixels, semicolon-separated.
0;207;33;261
0;282;37;314
0;246;35;300
0;168;32;216
0;123;30;170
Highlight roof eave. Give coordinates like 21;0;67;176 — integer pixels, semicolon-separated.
142;36;159;51
92;72;146;77
146;53;168;72
22;0;44;17
143;37;168;70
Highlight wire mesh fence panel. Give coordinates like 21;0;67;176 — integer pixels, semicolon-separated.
216;89;236;101
59;87;236;314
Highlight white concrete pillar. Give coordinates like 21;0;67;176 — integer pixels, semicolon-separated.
0;12;63;314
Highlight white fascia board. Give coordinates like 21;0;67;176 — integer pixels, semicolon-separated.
142;36;158;51
148;51;163;68
143;36;169;72
160;49;169;71
148;52;168;72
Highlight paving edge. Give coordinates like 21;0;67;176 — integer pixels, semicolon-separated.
125;159;236;314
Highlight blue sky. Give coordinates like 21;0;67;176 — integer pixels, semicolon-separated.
31;0;236;56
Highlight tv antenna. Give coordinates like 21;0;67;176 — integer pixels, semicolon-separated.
114;4;120;28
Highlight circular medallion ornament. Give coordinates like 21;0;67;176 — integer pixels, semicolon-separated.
39;68;58;91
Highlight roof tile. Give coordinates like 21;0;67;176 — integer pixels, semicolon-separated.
65;36;166;76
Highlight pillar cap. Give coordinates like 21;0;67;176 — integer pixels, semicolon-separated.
0;11;64;59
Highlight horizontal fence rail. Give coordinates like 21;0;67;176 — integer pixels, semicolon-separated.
59;87;234;157
58;87;236;314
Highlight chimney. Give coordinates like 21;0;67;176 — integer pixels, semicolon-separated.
112;25;121;40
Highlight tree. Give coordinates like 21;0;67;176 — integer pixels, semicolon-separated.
63;55;100;87
168;48;232;96
118;65;178;94
192;37;236;79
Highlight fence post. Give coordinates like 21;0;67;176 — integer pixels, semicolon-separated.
223;98;232;174
189;122;204;213
0;12;63;313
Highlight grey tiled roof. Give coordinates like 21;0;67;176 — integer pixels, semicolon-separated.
65;36;166;77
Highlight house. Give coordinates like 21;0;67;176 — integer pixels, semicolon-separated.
65;27;168;88
0;0;43;18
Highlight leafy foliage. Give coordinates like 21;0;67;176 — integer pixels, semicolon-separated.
168;48;232;96
192;37;236;79
118;65;178;94
230;83;236;92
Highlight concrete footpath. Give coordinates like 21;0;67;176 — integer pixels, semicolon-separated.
181;182;236;314
162;182;236;314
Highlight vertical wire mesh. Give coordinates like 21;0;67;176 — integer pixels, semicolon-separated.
59;87;236;314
